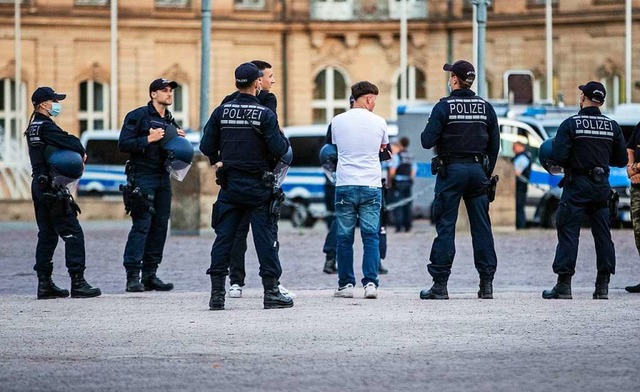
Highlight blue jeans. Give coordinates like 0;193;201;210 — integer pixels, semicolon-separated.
335;185;381;287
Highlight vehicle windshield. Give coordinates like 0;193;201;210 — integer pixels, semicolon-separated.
86;139;129;165
543;126;559;138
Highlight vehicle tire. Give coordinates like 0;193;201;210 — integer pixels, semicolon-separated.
290;201;315;228
544;199;559;229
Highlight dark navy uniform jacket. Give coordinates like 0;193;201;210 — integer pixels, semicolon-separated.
118;101;181;173
421;89;500;174
200;93;289;173
26;112;86;177
221;90;277;118
552;106;627;170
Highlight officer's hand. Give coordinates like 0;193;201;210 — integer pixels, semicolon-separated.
177;128;186;137
82;153;87;163
214;162;223;169
148;128;165;143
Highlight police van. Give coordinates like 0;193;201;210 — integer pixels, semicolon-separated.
78;130;201;196
395;103;633;227
282;123;398;227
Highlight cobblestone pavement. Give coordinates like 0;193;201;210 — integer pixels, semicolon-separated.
1;220;639;391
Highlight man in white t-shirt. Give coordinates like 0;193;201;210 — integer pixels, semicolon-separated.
331;81;389;299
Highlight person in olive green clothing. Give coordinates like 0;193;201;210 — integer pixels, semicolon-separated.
625;122;640;293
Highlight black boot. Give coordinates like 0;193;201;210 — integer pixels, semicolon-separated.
378;260;389;275
125;270;144;292
593;272;610;300
323;254;337;274
625;283;640;293
478;280;493;299
209;275;226;310
542;275;572;299
420;282;449;300
37;275;69;300
142;274;174;291
70;273;101;298
263;277;294;309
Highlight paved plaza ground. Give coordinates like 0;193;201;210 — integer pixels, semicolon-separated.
0;220;639;391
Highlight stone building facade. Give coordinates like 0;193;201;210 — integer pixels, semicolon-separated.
0;0;636;141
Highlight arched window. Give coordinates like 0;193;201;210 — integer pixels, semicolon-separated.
601;75;622;111
0;78;27;161
78;80;109;133
391;66;427;119
169;84;189;129
312;67;350;124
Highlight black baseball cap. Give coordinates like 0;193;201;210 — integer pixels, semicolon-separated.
31;87;66;106
149;78;178;95
235;62;263;84
579;81;606;103
443;60;476;84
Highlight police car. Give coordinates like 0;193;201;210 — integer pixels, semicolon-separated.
281;123;398;228
518;108;633;227
78;130;201;196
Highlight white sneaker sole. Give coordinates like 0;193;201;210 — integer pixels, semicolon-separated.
228;291;242;298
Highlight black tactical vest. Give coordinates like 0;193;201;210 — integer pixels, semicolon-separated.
439;95;490;156
219;102;271;174
396;150;414;177
569;113;616;170
26;119;48;177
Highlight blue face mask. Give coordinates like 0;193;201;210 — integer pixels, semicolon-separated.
48;102;61;117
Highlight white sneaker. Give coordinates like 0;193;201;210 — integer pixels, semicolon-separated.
278;284;297;299
334;284;354;298
228;284;242;298
364;283;378;299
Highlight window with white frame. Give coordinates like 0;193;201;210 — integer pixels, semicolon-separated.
169;84;189;129
155;0;189;7
601;75;622;111
0;78;27;160
234;0;265;10
390;66;427;118
78;80;109;133
312;67;350;124
311;0;354;20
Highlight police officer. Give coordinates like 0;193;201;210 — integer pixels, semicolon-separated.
543;81;627;300
512;140;532;229
118;78;184;292
218;60;295;299
26;86;101;299
625;121;640;293
200;62;292;310
419;60;500;300
321;124;338;274
388;136;416;232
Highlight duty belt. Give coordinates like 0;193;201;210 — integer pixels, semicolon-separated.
571;167;609;177
445;153;484;164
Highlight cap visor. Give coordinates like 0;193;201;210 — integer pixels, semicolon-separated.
168;81;178;89
578;85;585;91
55;93;67;101
443;63;453;71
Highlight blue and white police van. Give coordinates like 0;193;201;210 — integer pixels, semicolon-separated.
78;130;201;196
282;123;398;227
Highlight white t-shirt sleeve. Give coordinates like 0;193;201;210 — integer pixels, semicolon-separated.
381;119;389;145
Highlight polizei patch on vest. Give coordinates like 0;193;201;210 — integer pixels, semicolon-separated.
573;116;613;132
447;98;487;121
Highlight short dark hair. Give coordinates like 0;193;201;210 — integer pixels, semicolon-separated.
399;137;410;148
351;81;379;101
251;60;272;71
